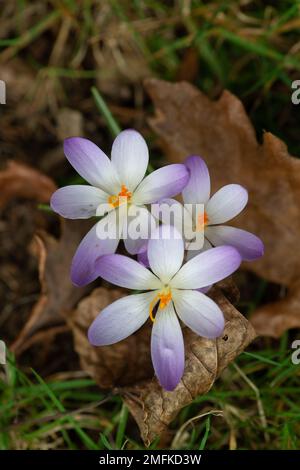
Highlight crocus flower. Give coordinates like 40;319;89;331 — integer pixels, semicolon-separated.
88;225;241;391
158;156;264;261
50;130;189;286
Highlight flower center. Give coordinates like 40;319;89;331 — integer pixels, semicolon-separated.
108;184;132;208
149;287;172;322
196;211;209;231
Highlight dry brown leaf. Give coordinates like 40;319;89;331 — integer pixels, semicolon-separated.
250;282;300;337
11;219;93;353
0;160;56;208
69;283;255;445
145;78;300;337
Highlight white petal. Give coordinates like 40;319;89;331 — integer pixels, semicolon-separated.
133;164;189;205
96;254;161;290
111;129;149;191
88;292;154;346
147;225;184;284
50;185;108;219
173;289;225;339
171;245;241;289
206;184;248;224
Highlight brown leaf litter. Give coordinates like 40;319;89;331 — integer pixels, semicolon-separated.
145;78;300;338
11;219;93;354
0;160;56;208
69;281;255;445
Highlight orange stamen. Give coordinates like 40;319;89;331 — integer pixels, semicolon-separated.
149;289;172;322
108;184;132;208
197;211;209;231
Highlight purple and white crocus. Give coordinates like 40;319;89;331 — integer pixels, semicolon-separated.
88;225;242;391
50;130;189;286
159;156;264;261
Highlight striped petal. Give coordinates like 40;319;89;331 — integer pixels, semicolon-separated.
206;225;264;261
151;302;185;391
171;245;241;289
111;129;149;191
183;156;211;204
206;184;248;224
173;289;225;339
50;185;108;219
88;292;154;346
64;137;120;193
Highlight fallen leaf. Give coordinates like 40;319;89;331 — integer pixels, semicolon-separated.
11;219;93;353
68;282;255;445
145;78;300;337
0;160;56;208
250;282;300;337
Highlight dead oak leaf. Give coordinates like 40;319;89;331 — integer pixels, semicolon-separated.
68;283;255;445
11;219;93;353
145;78;300;338
0;160;57;208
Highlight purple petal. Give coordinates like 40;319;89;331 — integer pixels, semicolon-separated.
206;184;248;224
50;185;108;219
206;225;264;261
151;303;185;391
133;164;190;205
71;218;119;287
88;292;154;346
183;156;211;204
198;285;212;294
173;289;225;339
137;244;150;268
64;137;120;193
147;225;184;284
111;129;149;191
95;254;161;290
171;245;241;289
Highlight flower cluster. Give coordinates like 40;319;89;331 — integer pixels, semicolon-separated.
51;129;264;391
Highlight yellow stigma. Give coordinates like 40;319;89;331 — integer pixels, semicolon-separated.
108;184;132;208
149;288;172;322
196;211;209;231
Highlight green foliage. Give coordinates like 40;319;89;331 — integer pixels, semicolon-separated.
1;346;300;450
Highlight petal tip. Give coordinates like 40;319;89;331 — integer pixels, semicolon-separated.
243;237;265;261
184;154;207;167
87;323;98;346
161;380;179;392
